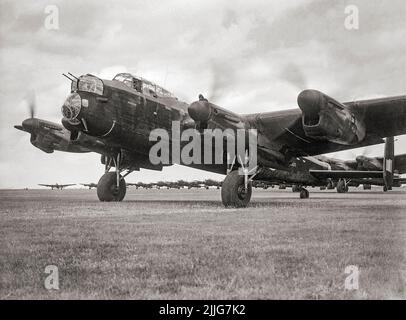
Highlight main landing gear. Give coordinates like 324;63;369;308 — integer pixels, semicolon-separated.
336;179;349;193
292;184;309;198
97;172;126;201
97;153;131;202
327;180;336;190
221;170;253;207
221;165;311;207
299;187;309;199
363;184;371;190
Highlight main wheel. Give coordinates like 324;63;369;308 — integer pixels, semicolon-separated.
221;170;252;208
336;179;347;193
300;188;309;199
97;172;126;202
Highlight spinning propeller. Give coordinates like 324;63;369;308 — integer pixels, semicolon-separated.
14;91;62;133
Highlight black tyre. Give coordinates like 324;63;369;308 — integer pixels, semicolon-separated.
221;171;252;208
336;180;347;193
97;172;126;202
300;188;309;199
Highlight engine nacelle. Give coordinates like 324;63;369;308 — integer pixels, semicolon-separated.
355;155;383;171
30;134;54;153
188;100;245;130
297;90;366;145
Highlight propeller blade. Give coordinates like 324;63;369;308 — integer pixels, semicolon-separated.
207;60;234;103
25;90;36;119
24;90;37;118
30;104;34;118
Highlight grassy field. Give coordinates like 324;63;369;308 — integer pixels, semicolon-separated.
1;188;405;299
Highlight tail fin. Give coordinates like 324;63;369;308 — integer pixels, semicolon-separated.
383;136;394;190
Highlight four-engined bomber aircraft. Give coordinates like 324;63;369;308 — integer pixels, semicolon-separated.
81;183;98;189
15;72;406;207
38;183;75;190
256;137;406;194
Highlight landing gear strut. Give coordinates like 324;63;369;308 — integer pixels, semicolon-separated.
327;180;335;190
97;153;129;202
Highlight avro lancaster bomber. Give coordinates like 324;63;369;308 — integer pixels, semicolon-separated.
15;72;406;207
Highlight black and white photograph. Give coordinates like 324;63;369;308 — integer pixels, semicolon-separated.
1;0;405;307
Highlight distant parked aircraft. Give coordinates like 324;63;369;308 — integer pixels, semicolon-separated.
38;183;75;190
81;183;97;189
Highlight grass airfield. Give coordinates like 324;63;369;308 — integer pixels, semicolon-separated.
1;187;405;299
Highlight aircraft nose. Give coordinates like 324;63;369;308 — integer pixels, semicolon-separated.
61;93;82;120
22;118;38;132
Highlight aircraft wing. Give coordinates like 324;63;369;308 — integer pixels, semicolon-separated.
14;118;108;154
253;95;406;157
346;96;406;139
309;170;383;179
340;176;406;187
38;184;54;187
395;177;406;185
60;184;75;187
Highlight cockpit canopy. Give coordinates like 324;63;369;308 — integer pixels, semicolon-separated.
71;74;104;95
113;73;175;99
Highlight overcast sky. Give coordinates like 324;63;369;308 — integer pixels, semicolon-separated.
1;0;406;188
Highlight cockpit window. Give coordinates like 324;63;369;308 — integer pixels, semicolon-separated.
112;73;134;90
72;74;103;95
113;73;175;99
